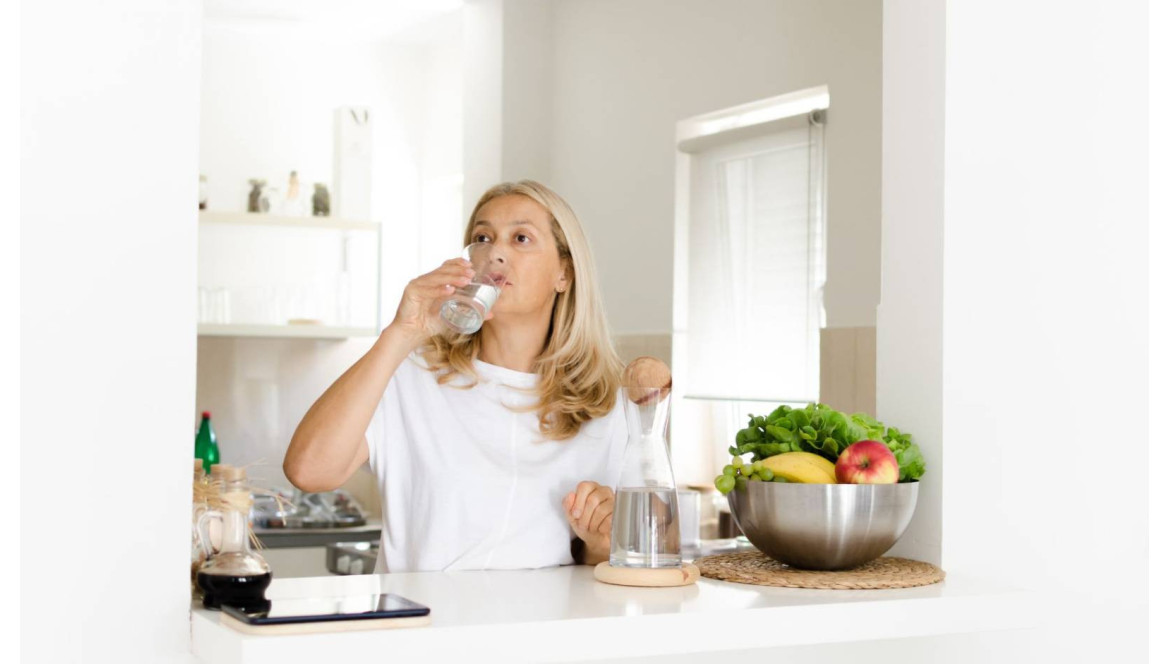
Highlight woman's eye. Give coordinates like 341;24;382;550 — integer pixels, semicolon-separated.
515;233;531;244
473;234;492;243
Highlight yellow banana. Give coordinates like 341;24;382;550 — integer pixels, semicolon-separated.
760;452;837;484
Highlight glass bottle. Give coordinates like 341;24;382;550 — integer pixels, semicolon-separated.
208;463;227;492
196;466;271;611
191;459;208;596
610;359;681;568
194;411;219;474
204;464;231;553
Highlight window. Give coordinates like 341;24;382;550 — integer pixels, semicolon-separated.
671;87;828;483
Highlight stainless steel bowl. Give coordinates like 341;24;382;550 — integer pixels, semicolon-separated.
728;481;918;570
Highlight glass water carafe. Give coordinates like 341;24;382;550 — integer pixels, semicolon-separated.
610;375;681;568
196;468;271;610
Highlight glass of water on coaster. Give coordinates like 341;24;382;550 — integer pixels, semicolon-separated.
439;243;510;335
610;357;682;569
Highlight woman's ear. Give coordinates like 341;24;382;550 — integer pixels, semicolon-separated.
556;260;573;294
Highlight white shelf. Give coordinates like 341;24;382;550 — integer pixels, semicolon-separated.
199;210;380;232
197;324;378;340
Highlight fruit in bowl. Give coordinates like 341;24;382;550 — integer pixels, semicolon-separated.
713;403;926;494
761;451;836;484
834;440;899;484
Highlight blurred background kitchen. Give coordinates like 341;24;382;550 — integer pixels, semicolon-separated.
193;0;881;577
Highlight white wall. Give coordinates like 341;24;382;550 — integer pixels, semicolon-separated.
501;0;555;183
462;0;558;210
877;0;945;566
21;1;202;662
547;0;883;334
880;0;1149;661
416;16;466;270
940;0;1147;659
462;0;504;216
2;0;19;655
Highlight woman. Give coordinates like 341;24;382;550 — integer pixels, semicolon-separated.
284;180;628;572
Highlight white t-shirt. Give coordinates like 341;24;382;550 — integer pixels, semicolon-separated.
364;353;628;573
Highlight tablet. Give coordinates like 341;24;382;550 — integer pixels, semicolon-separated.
221;593;430;626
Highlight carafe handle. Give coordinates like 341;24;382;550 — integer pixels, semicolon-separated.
196;509;223;558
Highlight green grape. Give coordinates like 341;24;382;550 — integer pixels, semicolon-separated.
731;456;744;468
722;464;736;477
773;476;789;483
758;467;775;482
740;463;754;477
715;474;736;494
751;461;764;474
735;476;748;491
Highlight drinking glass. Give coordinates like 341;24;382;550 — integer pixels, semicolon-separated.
439;243;509;335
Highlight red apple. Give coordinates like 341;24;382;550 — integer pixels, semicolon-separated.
835;440;899;484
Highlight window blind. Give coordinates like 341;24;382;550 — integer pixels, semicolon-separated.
683;113;826;403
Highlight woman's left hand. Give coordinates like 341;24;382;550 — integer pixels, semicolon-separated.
563;481;614;565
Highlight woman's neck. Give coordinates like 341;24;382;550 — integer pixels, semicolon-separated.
478;310;551;374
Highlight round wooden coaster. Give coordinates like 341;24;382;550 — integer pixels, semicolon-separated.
593;562;700;587
696;551;944;590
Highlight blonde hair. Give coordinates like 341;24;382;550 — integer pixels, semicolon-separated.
420;180;623;440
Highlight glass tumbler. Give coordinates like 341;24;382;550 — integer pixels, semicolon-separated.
439;243;509;335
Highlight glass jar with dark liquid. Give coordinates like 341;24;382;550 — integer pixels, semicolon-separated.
196;467;272;611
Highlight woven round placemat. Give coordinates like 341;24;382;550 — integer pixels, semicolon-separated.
696;551;945;590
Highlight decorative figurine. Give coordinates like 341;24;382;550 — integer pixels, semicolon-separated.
312;183;330;216
287;170;300;201
247;179;267;213
283;171;306;216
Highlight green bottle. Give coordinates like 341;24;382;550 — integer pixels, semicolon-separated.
194;411;220;474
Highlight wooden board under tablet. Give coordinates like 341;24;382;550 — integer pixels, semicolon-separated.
220;612;431;636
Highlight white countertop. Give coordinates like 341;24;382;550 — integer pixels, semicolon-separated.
191;563;1037;662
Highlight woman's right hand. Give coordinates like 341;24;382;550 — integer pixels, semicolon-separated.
388;258;479;344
